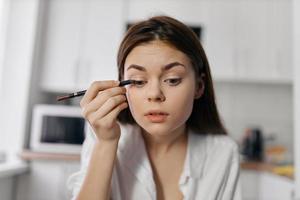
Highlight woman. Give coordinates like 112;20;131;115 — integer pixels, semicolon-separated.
68;15;240;200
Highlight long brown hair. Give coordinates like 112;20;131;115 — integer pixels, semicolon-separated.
117;16;227;135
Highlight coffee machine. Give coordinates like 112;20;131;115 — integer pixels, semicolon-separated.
241;128;264;161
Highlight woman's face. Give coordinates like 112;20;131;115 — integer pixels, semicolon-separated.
124;40;202;136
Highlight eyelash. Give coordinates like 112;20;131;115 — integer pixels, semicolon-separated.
131;78;182;87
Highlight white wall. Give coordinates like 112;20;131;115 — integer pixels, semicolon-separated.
0;0;40;159
293;0;300;198
0;0;9;91
215;83;293;154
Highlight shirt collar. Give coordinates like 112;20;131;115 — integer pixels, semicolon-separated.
185;129;207;179
118;124;207;180
118;124;156;198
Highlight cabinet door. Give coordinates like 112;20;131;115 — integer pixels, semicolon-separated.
259;172;294;200
235;1;269;80
240;170;260;200
235;1;292;83
266;0;292;82
40;0;86;92
40;0;125;92
204;1;237;80
15;161;81;200
79;0;125;88
0;177;14;200
127;0;237;80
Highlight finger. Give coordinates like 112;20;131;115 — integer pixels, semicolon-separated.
97;101;128;128
81;87;126;118
89;94;127;122
80;80;119;107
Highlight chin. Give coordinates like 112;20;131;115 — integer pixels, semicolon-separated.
140;123;178;136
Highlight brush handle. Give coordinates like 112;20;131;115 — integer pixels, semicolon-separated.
56;80;133;101
56;89;86;101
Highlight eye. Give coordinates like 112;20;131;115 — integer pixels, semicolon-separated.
132;80;147;87
164;78;182;86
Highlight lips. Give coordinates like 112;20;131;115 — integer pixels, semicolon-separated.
145;110;169;123
145;110;169;116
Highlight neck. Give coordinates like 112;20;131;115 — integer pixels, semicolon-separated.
141;125;188;156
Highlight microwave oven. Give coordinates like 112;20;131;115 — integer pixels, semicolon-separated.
30;104;87;154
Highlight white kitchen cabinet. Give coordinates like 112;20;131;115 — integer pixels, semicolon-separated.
40;0;85;92
240;170;260;200
194;1;236;80
127;0;292;84
265;0;292;82
259;172;294;200
127;0;237;80
0;177;14;200
15;161;80;200
234;0;292;83
234;1;269;80
40;0;292;93
240;170;294;200
81;0;125;87
0;160;29;200
40;0;125;93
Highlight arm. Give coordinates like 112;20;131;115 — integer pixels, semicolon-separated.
223;144;242;200
67;80;128;200
76;139;118;200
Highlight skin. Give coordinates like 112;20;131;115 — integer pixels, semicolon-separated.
124;40;204;200
76;40;204;200
78;80;127;200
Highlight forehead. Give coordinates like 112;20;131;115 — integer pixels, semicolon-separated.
124;40;191;70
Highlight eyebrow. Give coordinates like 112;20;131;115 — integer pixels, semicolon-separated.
126;62;186;72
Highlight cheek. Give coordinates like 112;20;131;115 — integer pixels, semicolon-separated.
168;98;194;129
168;76;196;99
169;90;195;116
166;83;196;119
125;89;144;116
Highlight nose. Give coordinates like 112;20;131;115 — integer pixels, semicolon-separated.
146;80;166;102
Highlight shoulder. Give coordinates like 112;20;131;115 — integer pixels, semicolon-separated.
206;134;239;153
190;131;238;151
190;131;239;162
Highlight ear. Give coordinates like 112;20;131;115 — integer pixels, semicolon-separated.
194;74;205;99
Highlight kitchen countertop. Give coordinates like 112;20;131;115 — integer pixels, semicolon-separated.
0;160;29;178
19;150;294;180
241;161;274;171
19;150;80;161
241;161;294;180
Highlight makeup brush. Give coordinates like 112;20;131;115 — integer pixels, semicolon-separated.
56;80;136;101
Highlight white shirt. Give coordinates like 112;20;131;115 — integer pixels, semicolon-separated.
67;123;241;200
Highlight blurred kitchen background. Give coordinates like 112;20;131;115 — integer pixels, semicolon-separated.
0;0;300;199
